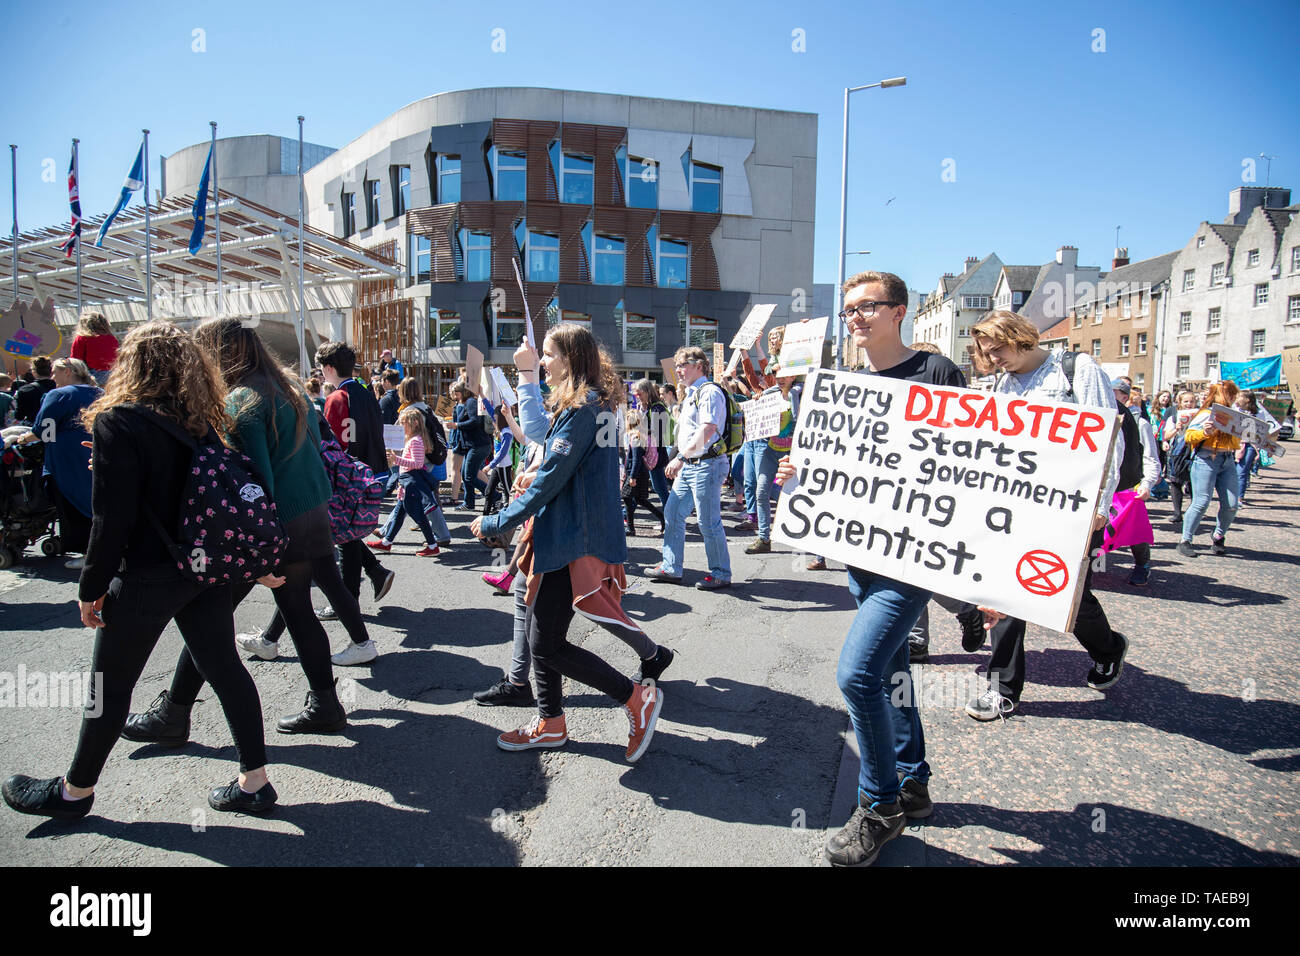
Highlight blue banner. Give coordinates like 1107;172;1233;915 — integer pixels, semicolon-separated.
188;144;213;255
1221;356;1282;389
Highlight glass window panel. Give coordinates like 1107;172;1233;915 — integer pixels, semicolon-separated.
594;234;625;285
528;231;559;282
461;229;492;283
494;148;526;201
495;314;524;348
659;237;688;288
438;155;461;204
563;153;594;205
627;158;657;208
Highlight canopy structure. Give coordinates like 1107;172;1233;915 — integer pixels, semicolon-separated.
0;190;401;336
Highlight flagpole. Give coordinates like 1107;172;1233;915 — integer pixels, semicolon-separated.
296;115;308;376
142;129;152;320
73;138;82;312
9;144;17;311
210;121;222;315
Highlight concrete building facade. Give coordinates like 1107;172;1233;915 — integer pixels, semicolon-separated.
913;254;1003;376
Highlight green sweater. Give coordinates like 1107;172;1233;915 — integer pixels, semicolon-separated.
227;382;329;525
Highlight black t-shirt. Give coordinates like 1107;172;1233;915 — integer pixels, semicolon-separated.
872;350;967;388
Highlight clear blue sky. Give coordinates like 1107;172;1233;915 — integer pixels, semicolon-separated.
3;0;1296;293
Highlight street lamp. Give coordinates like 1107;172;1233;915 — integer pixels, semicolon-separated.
835;76;906;370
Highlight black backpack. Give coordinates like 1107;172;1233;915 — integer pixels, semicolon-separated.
1054;353;1145;491
417;403;449;465
127;405;288;586
1165;430;1195;485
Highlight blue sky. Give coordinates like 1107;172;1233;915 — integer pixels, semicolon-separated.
2;0;1296;293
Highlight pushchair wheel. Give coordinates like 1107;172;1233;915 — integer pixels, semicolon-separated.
41;536;62;557
0;547;15;570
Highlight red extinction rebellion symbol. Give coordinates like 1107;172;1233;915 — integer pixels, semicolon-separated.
1016;550;1069;596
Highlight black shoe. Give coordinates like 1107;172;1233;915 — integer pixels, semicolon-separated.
473;677;536;707
634;646;675;684
897;774;933;820
277;690;347;734
1211;533;1227;556
371;569;396;602
909;643;929;665
1086;632;1128;691
120;691;192;746
1176;540;1197;558
825;798;905;867
316;604;339;621
957;608;986;652
1168;513;1183;527
1128;564;1151;587
2;775;93;820
208;779;278;815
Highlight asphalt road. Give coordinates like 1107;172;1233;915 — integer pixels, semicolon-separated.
2;453;1297;866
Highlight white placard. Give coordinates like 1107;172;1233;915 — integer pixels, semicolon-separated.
490;366;518;407
773;369;1116;633
742;390;786;442
383;424;405;452
725;348;742;378
777;316;829;376
511;258;535;348
730;303;777;350
1210;404;1274;444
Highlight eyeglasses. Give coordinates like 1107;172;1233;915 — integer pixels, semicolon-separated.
839;301;901;320
674;360;701;370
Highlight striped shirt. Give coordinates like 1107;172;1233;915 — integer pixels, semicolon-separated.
393;436;425;471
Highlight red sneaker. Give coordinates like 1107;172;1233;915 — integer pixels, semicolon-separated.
497;714;569;751
415;546;440;557
624;683;664;763
367;539;392;553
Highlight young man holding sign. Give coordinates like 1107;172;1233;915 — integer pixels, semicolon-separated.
966;311;1129;720
776;272;965;866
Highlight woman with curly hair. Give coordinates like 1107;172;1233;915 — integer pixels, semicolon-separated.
471;325;664;762
2;322;275;820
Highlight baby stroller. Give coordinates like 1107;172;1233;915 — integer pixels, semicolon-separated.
0;436;60;569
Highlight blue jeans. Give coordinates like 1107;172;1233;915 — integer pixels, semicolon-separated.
395;471;440;545
648;458;670;510
384;465;400;495
753;444;780;540
1237;445;1257;499
463;444;490;509
661;455;731;580
381;491;451;544
741;439;766;514
1182;450;1239;541
839;566;932;803
728;450;745;494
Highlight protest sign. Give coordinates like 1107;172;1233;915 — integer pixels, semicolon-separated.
725;347;742;378
1210;404;1275;444
772;369;1116;632
1282;347;1300;408
435;395;454;419
490;366;518;407
382;424;405;452
742;390;786;442
713;342;726;382
730;303;776;350
511;258;535;348
465;344;485;396
480;366;494;404
660;357;677;386
777;316;829;376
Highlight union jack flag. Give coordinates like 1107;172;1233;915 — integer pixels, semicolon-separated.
56;148;81;259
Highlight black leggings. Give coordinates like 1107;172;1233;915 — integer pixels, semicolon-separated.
170;557;338;706
258;555;369;647
67;568;266;788
622;487;664;528
528;566;635;719
339;538;386;599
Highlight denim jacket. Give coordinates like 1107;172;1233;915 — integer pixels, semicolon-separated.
478;389;626;573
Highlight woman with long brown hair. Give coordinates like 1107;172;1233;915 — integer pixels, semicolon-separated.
3;322;276;819
69;311;119;385
1178;380;1242;557
471;324;664;762
126;317;355;743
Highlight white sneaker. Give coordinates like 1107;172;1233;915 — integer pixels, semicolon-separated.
236;631;279;661
65;557;85;570
331;640;379;666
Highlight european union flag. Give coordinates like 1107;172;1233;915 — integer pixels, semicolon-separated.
188;143;213;255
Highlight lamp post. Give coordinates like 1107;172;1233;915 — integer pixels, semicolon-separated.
835;76;906;370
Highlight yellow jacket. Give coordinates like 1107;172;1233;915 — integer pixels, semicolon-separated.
1185;410;1240;453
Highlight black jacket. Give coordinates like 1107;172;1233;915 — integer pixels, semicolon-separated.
379;388;401;426
341;379;388;473
15;378;56;424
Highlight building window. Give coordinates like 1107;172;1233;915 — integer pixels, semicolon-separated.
561;152;594;205
494;312;525;348
1207;307;1221;332
1072;314;1083;329
366;179;381;228
1122;297;1131;319
489;146;525;202
1292;246;1300;273
1140;292;1149;315
1210;262;1225;287
1093;305;1103;324
687;314;717;348
526;230;560;283
1289;294;1300;324
1247;248;1260;267
1072;342;1081;352
1252;329;1266;356
1196;236;1205;248
409;234;430;283
1120;335;1129;356
685;154;722;213
1137;332;1147;355
624;312;656;353
560;309;591;330
961;295;990;310
1205;352;1219;377
392;165;410;217
658;236;689;288
1091;339;1101;357
430;307;461;348
1012;291;1023;305
342;190;356;237
1178;311;1191;334
459;228;491;282
1177;355;1190;378
1254;283;1269;307
593;233;625;285
437;155;461;204
623;152;659;209
1182;269;1195;293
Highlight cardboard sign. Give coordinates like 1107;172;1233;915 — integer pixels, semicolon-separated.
490;366;518;407
777;316;829;377
1210;404;1277;444
1282;347;1300;409
773;369;1116;633
660;357;677;386
465;344;485;396
713;342;726;383
742;390;786;442
382;424;405;452
730;303;777;351
436;395;454;419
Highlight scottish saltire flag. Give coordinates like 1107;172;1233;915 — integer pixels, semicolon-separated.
56;149;81;258
188;143;213;255
95;145;144;247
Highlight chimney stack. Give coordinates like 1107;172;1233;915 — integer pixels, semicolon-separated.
1112;247;1130;269
1055;246;1078;268
964;256;979;272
